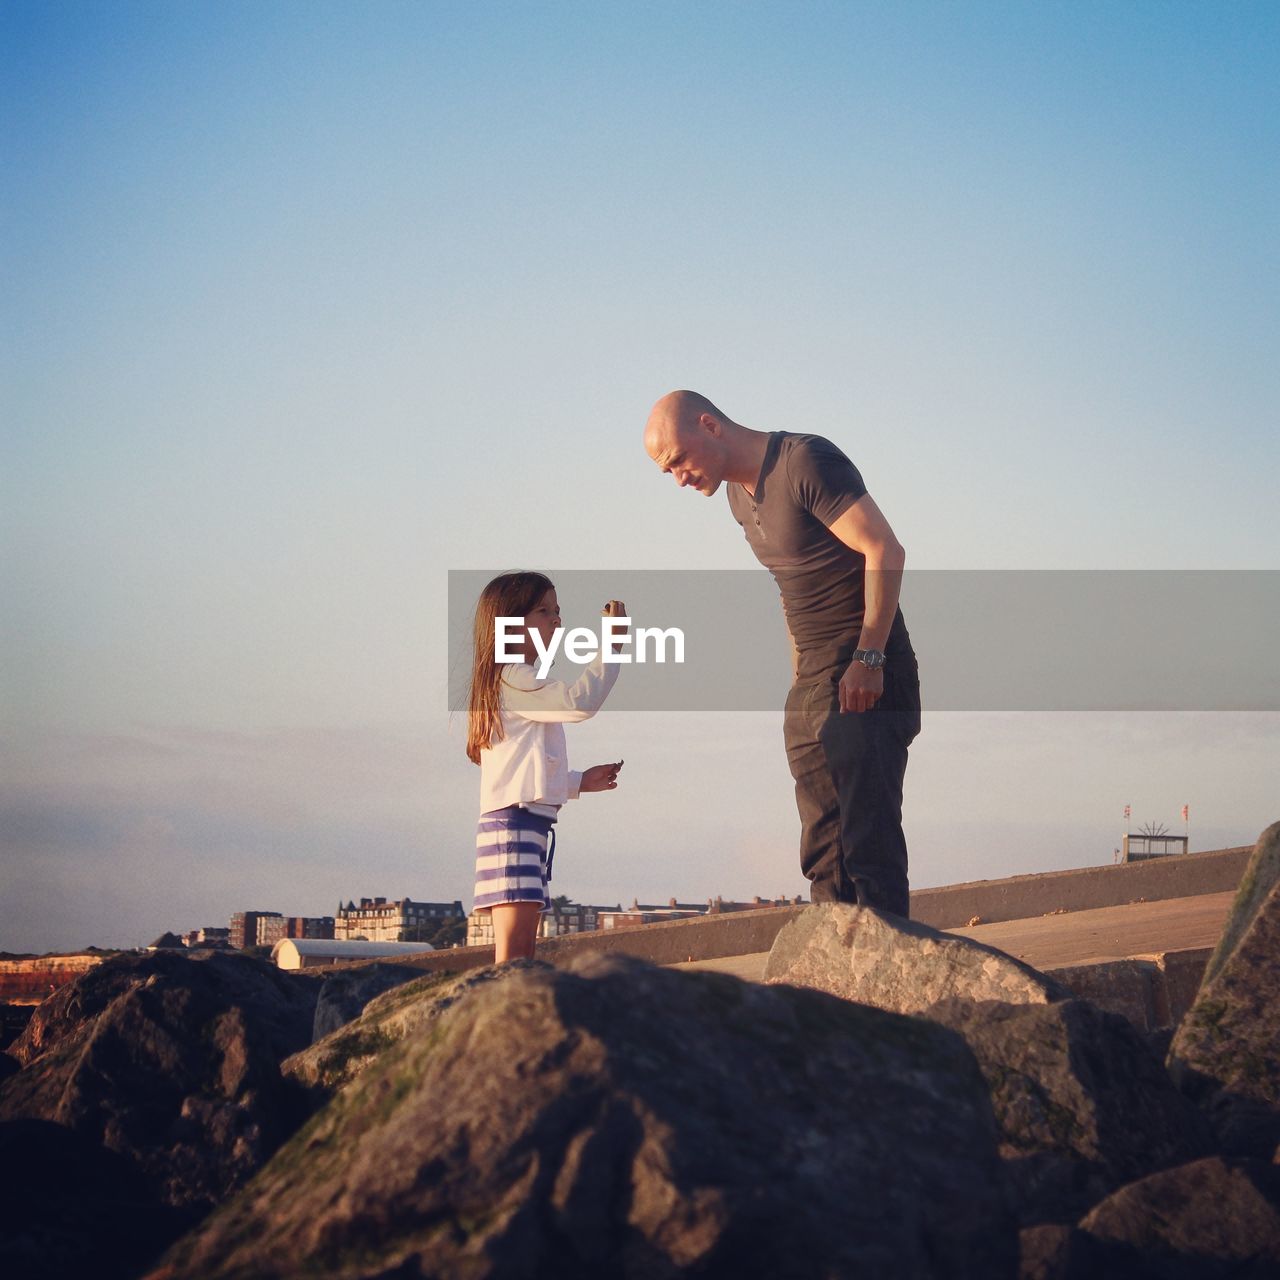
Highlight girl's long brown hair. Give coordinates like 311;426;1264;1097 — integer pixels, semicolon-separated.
466;571;555;764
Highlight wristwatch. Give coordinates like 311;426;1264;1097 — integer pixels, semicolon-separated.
852;648;886;671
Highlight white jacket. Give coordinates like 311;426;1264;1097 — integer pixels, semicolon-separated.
478;650;620;814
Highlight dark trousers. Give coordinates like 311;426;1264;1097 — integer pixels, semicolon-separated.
783;662;921;917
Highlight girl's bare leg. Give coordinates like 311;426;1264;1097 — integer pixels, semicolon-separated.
491;902;543;962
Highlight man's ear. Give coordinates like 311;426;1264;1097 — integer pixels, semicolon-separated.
698;412;722;435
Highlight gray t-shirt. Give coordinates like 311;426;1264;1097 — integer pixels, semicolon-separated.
726;431;914;683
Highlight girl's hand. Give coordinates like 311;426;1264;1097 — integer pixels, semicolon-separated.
580;760;624;792
602;600;628;653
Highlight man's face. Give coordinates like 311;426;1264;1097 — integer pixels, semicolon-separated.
647;420;724;496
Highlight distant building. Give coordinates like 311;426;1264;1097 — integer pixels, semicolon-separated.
258;914;287;947
706;895;806;913
543;901;605;938
230;911;262;948
146;932;186;951
465;911;489;949
183;926;231;948
230;910;285;949
335;897;465;943
1120;834;1190;863
285;916;335;940
270;938;435;971
593;897;705;929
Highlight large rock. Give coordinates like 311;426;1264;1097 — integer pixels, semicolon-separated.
310;960;435;1041
928;998;1212;1225
0;1001;35;1053
0;949;321;1213
1200;822;1280;992
285;963;524;1096
153;952;1019;1279
1168;821;1280;1156
765;903;1070;1013
0;1117;193;1280
1016;1224;1110;1280
1077;1156;1280;1278
1042;958;1164;1031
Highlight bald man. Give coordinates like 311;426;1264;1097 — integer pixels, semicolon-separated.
644;391;921;916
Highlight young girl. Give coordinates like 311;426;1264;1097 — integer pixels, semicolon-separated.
467;571;625;963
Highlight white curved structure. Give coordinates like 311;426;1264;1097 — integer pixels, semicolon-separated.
270;937;435;971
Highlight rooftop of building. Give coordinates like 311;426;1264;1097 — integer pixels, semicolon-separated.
271;938;438;961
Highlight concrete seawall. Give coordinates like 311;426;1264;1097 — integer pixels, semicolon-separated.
910;845;1251;930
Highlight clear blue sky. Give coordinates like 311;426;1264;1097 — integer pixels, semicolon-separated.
3;1;1277;952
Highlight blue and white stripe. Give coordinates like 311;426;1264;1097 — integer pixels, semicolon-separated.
472;806;556;913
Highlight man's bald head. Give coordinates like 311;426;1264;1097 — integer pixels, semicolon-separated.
644;390;732;458
643;389;756;497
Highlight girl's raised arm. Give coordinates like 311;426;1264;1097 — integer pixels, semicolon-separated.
501;650;620;723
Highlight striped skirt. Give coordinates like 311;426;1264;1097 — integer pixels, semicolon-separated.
473;805;557;913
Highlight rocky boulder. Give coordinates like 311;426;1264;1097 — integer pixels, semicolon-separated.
0;949;322;1213
0;1116;195;1280
1077;1156;1280;1278
153;952;1018;1279
927;998;1212;1225
310;960;436;1041
285;963;524;1097
1016;1224;1110;1280
1167;821;1280;1156
764;903;1070;1013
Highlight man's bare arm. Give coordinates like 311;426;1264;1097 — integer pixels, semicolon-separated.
825;493;906;712
826;493;906;649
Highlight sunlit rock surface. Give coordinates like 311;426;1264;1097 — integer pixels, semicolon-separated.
155;952;1017;1279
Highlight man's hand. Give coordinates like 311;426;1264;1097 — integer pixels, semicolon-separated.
839;661;882;714
580;760;624;792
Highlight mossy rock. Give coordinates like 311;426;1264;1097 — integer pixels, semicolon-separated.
156;952;1017;1279
1168;822;1280;1157
282;962;540;1095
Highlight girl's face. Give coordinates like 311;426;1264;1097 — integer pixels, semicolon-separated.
522;588;561;661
